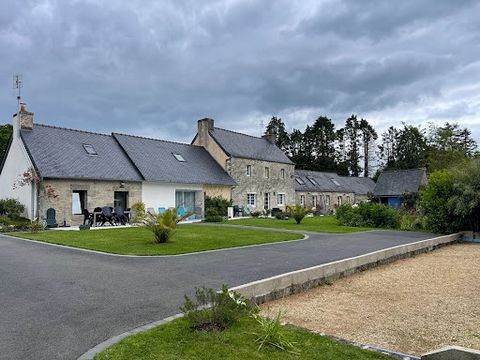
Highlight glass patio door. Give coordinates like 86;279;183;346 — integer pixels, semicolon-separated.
264;192;270;210
175;191;196;214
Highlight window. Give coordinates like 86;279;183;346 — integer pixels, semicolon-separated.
295;177;305;185
308;177;318;186
331;178;340;186
83;144;97;156
246;165;252;176
312;195;317;208
325;195;330;205
264;167;270;178
347;196;351;203
277;193;285;206
300;195;305;205
173;153;186;162
338;196;342;205
114;191;129;210
281;169;285;179
247;193;256;207
72;191;87;215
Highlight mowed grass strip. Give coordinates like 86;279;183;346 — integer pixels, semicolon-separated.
13;224;302;255
94;316;393;360
228;216;371;233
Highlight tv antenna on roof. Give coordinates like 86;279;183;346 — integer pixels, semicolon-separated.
13;74;23;107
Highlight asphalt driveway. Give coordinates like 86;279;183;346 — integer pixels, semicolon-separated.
0;230;435;360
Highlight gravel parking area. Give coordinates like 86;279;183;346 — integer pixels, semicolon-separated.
262;243;480;356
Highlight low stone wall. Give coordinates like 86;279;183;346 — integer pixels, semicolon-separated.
232;233;461;304
421;345;480;360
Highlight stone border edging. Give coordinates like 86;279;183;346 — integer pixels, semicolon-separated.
77;313;184;360
76;233;460;360
230;233;461;303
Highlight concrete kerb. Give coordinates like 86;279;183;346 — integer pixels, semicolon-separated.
230;233;461;303
76;233;460;360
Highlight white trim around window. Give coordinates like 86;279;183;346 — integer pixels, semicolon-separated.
277;193;285;206
300;195;305;206
247;193;256;207
246;164;252;176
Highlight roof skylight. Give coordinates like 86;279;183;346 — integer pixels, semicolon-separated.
331;178;340;186
173;153;186;162
307;177;318;185
83;144;97;156
295;177;305;185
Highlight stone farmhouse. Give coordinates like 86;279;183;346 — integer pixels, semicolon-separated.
192;118;295;212
294;170;375;213
0;105;379;224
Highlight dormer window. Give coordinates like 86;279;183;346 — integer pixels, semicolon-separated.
83;144;97;156
173;153;186;162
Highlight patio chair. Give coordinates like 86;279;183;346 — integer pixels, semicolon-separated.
157;207;166;215
178;207;186;217
100;206;115;226
114;206;128;225
45;208;58;228
146;207;156;215
233;205;244;217
82;209;93;226
93;207;103;226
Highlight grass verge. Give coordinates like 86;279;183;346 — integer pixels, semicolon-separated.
94;316;393;360
228;216;372;233
12;224;302;255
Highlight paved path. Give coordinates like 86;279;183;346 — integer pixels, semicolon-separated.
0;230;435;360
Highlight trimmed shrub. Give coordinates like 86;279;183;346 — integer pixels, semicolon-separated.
286;204;311;224
204;215;224;223
251;211;262;218
205;196;232;217
0;198;25;217
336;202;400;229
130;202;146;223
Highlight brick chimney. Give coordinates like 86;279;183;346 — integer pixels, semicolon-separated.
196;118;214;147
262;133;276;144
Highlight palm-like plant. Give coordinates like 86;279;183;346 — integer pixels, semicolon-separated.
287;204;312;224
145;208;192;243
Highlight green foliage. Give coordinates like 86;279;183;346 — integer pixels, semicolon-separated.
264;116;291;153
0;198;25;217
145;208;191;243
252;311;298;354
287;204;312;224
29;219;44;233
420;170;460;234
251;211;262;218
275;212;289;220
0;215;30;232
180;285;254;331
130;202;146;223
399;212;423;231
0;124;12;163
205;196;232;217
336;202;400;229
204;215;224;223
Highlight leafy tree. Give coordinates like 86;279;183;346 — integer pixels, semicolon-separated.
377;126;399;169
396;124;428;169
264;116;290;153
0;124;13;163
420;170;460;234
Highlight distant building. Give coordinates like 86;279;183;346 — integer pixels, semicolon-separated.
373;168;427;208
294;170;375;213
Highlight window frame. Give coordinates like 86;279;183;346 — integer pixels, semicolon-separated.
281;168;285;179
172;153;186;162
264;167;270;178
72;190;87;215
295;177;305;185
82;144;97;156
300;195;305;206
246;165;252;176
338;196;342;205
325;195;330;206
247;193;256;207
312;195;317;208
277;193;285;206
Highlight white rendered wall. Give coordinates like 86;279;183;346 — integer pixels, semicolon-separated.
0;137;35;219
142;182;203;209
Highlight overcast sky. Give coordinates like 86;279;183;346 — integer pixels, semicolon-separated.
1;0;479;143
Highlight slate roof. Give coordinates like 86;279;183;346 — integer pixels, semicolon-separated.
209;127;293;164
113;133;236;186
294;170;375;195
20;124;143;181
373;168;427;197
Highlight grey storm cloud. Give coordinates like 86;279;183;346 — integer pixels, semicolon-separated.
0;0;479;142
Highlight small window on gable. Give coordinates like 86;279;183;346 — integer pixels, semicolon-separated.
281;169;285;179
173;153;186;162
308;177;318;186
264;167;270;178
83;144;97;156
295;177;305;185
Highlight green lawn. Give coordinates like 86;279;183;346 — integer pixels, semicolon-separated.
228;216;372;233
13;224;302;256
95;316;392;360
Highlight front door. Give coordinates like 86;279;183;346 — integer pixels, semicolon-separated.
264;192;270;210
114;191;128;210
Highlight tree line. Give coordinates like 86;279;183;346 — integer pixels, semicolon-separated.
264;115;478;178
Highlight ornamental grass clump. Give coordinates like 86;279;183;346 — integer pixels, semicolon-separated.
251;310;299;354
145;208;191;243
287;204;312;224
180;285;254;331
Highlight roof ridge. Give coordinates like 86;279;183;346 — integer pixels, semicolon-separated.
112;132;201;148
212;126;267;141
33;123;112;137
381;168;426;174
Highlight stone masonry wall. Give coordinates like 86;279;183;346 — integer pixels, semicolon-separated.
296;191;355;214
39;179;142;225
203;184;232;200
229;157;295;210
